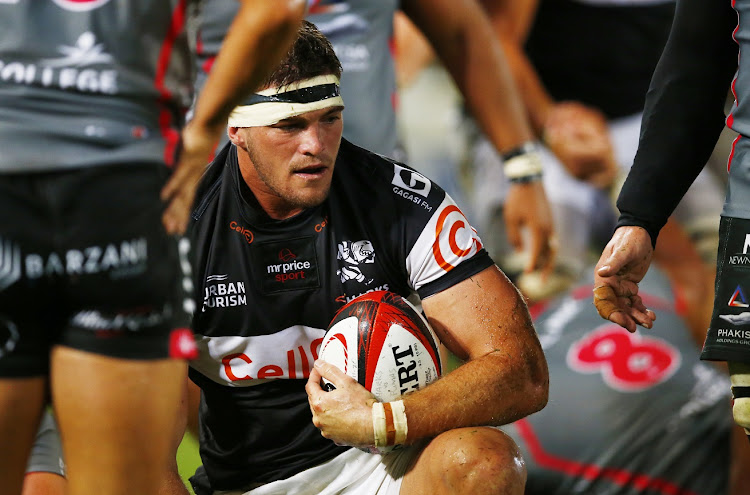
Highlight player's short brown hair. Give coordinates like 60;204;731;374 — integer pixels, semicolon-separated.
259;20;342;90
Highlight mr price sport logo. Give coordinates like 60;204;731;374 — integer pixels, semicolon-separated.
266;249;312;283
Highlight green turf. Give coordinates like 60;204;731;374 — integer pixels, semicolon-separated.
177;433;201;494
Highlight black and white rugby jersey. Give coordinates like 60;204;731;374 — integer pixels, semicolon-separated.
187;138;494;492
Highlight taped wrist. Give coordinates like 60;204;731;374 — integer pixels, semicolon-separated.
502;142;543;183
731;374;750;430
372;400;408;448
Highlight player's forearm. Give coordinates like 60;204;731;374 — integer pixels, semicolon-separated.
408;0;535;152
616;0;737;243
400;347;548;443
499;41;554;137
400;286;549;443
480;0;553;136
189;0;305;135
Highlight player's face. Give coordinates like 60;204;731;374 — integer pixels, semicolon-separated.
235;106;343;219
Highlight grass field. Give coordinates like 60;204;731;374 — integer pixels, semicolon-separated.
177;433;202;494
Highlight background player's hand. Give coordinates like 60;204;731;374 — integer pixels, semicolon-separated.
594;226;656;332
504;180;556;274
306;360;377;448
544;101;618;189
161;121;221;234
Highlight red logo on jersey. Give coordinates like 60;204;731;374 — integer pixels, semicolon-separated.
279;248;297;262
567;325;680;392
432;205;483;272
51;0;113;12
221;338;324;381
229;221;254;245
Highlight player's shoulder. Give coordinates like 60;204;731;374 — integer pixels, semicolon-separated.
190;142;232;228
334;139;447;215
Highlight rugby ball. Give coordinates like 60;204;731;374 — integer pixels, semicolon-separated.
318;291;442;402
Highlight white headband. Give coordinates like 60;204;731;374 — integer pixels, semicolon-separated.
228;75;345;128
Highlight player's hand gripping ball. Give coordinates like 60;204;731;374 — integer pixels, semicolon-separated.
318;291;442;453
319;291;442;403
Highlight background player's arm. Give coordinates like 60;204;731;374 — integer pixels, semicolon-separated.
308;266;549;446
161;0;307;234
401;0;555;273
614;0;737;244
479;0;616;188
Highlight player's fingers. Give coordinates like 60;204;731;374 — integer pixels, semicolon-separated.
161;165;203;234
160;162;191;202
606;310;637;333
627;296;656;329
540;235;558;278
593;285;620;319
629;294;652;318
505;217;522;252
313;359;353;386
525;228;548;273
627;306;654;329
162;191;193;235
305;366;324;395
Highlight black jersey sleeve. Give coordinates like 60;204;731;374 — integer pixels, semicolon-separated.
615;0;738;245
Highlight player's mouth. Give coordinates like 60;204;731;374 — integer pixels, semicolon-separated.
293;164;329;179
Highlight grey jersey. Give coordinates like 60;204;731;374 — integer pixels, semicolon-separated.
508;269;732;494
726;1;750;218
195;0;399;156
0;0;194;172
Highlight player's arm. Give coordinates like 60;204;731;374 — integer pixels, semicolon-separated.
615;0;737;245
402;265;548;439
402;0;555;273
477;0;549;135
481;0;617;188
307;266;549;447
161;0;306;234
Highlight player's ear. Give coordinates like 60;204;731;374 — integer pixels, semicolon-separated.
227;126;245;148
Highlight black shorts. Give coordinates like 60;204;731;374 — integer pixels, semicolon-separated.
702;216;750;363
0;164;196;377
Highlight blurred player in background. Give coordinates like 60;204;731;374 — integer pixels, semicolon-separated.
0;1;305;494
590;0;750;442
171;21;548;495
466;0;725;299
514;265;750;494
504;162;750;493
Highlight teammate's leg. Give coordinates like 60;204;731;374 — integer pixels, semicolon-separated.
400;427;526;495
51;347;187;495
0;378;46;495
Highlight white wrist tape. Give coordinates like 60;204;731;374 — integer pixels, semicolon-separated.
503;150;544;180
372;400;408;448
